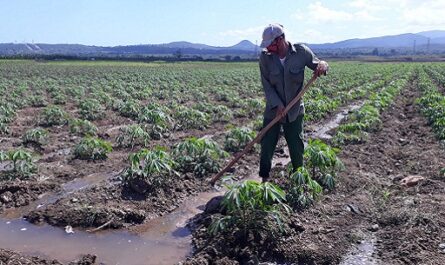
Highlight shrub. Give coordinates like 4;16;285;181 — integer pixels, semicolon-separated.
28;95;48;107
118;99;140;119
304;139;343;190
116;124;150;149
174;106;210;131
138;104;173;128
209;180;291;242
0;149;37;180
121;147;177;193
79;98;105;121
69;119;98;136
173;137;227;178
39;105;69;126
286;167;322;209
73;137;112;160
22;128;49;146
224;127;257;152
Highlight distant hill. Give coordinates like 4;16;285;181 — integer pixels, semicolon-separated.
1;30;444;58
308;31;445;50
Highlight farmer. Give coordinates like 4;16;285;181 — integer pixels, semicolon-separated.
259;23;328;182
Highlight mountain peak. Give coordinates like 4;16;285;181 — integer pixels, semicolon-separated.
229;40;257;50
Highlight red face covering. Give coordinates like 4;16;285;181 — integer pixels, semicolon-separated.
266;36;282;54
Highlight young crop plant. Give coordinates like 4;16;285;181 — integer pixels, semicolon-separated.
0;103;16;123
224;127;257;152
79;98;105;121
51;91;67;105
116;124;150;149
138;103;173;127
286;167;323;209
67;86;86;102
38;105;69;126
117;99;140;119
69;119;98;136
173;105;210;131
304;139;344;190
28;95;48;107
73;137;112;160
173;137;228;178
121;147;178;194
212;105;234;122
209;180;291;243
0;122;9;135
0;149;37;180
416;71;445;140
22;128;49;147
239;98;265;118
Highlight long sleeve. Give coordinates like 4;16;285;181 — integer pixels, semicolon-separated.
302;44;320;71
259;55;284;109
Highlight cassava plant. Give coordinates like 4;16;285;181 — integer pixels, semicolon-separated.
173;137;227;178
304;139;343;190
0;149;37;180
39;105;69;126
116;124;150;149
209;180;291;243
286;167;322;209
224;127;257;152
73;137;112;160
69;119;98;136
78;98;105;121
121;147;178;193
22;128;49;147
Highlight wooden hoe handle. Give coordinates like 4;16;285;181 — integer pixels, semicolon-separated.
209;75;318;185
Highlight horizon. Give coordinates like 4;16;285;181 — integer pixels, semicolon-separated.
1;0;444;47
3;29;443;48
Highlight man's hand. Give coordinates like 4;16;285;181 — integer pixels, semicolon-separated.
314;61;329;77
276;105;285;119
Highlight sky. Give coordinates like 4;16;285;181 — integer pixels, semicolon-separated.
1;0;444;47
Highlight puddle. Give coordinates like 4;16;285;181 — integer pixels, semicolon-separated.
0;218;191;265
0;189;224;265
309;102;364;140
340;236;381;265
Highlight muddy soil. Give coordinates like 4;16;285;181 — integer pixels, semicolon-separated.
0;248;96;265
0;181;58;214
24;172;208;229
182;84;445;264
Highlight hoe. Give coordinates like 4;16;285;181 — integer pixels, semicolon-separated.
209;74;318;186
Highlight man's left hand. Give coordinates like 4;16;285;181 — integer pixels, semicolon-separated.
314;61;329;77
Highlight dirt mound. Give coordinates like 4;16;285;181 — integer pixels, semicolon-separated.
25;173;208;229
0;180;58;212
0;248;96;265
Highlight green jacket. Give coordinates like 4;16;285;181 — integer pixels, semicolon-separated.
259;42;319;122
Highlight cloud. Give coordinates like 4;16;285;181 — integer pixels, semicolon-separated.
348;0;386;11
401;2;445;27
307;2;353;22
219;26;264;39
297;29;337;43
291;1;379;24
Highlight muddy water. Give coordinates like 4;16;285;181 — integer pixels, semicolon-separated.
0;190;224;265
340;236;381;265
309;102;364;140
0;102;362;264
0;218;189;265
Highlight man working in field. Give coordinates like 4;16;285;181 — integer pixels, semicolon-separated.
259;23;328;182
